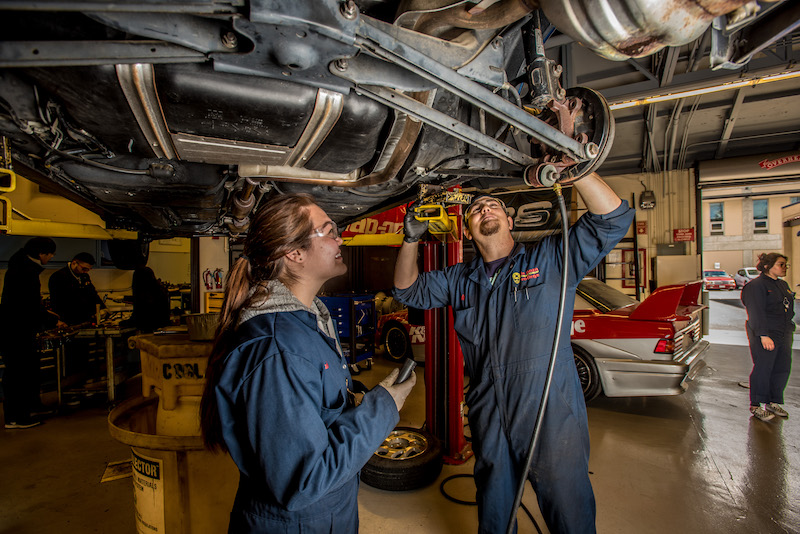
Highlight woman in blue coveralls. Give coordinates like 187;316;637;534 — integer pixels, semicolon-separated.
741;252;794;422
200;194;416;533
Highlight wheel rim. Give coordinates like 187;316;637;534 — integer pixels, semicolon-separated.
374;429;428;460
574;352;593;395
385;326;408;359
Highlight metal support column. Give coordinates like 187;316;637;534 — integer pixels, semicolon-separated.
422;203;471;464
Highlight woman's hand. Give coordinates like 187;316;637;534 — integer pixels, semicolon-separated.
760;336;775;351
378;368;417;412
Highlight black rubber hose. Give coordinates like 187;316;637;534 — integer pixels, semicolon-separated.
505;184;569;534
439;474;543;534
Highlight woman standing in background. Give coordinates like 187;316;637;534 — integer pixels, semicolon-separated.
741;252;795;422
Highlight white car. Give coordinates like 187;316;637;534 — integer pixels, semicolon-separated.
734;267;759;288
572;278;709;400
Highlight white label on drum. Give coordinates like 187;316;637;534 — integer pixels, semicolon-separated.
131;450;165;533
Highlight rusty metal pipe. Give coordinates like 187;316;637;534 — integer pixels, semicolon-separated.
231;177;258;220
414;0;538;36
542;0;752;60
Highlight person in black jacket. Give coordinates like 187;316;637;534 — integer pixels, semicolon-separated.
0;237;66;429
128;266;171;333
48;252;105;326
741;252;795;422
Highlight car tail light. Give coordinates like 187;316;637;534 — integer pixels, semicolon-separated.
654;339;675;354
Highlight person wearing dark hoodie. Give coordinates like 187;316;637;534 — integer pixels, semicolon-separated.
0;237;66;429
200;194;416;533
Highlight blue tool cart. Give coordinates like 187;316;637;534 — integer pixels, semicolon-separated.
319;294;376;374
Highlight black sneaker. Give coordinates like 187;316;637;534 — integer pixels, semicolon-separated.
4;420;42;429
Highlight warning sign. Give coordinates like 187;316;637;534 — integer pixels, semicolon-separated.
673;228;695;242
636;221;647;235
132;450;165;533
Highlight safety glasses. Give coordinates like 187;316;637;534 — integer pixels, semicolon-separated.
464;196;507;218
310;221;340;240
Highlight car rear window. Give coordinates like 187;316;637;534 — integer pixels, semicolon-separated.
704;271;728;277
576;278;637;312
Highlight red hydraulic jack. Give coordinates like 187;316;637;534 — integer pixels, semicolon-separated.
418;202;472;465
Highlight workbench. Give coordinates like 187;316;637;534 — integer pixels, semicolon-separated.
72;326;137;404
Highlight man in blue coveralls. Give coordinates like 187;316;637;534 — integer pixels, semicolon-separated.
393;172;634;533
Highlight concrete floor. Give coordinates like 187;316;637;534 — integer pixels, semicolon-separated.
1;322;798;533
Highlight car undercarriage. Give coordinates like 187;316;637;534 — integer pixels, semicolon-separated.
1;0;795;238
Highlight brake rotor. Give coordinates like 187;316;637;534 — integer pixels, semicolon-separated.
525;86;615;188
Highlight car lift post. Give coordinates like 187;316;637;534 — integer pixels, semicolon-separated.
421;202;472;464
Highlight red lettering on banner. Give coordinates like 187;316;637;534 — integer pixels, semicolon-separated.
342;205;406;236
758;154;800;170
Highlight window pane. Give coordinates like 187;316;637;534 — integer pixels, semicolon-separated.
709;202;724;222
753;199;768;220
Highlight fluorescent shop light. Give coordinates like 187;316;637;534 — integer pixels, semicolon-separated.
608;69;800;110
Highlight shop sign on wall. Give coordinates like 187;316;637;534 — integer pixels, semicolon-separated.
673;228;695;242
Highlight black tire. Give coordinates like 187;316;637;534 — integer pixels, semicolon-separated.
360;427;443;491
106;239;149;270
382;322;410;362
573;344;601;402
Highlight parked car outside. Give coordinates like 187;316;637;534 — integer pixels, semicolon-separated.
734;267;759;288
702;270;736;290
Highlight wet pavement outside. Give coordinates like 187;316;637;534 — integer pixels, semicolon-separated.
704;289;800;350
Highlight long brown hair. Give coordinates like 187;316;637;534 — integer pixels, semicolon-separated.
200;193;317;452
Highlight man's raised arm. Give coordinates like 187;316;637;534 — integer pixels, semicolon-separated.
394;241;420;290
572;172;622;215
394;203;429;290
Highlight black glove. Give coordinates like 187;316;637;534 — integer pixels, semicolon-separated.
403;201;429;243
